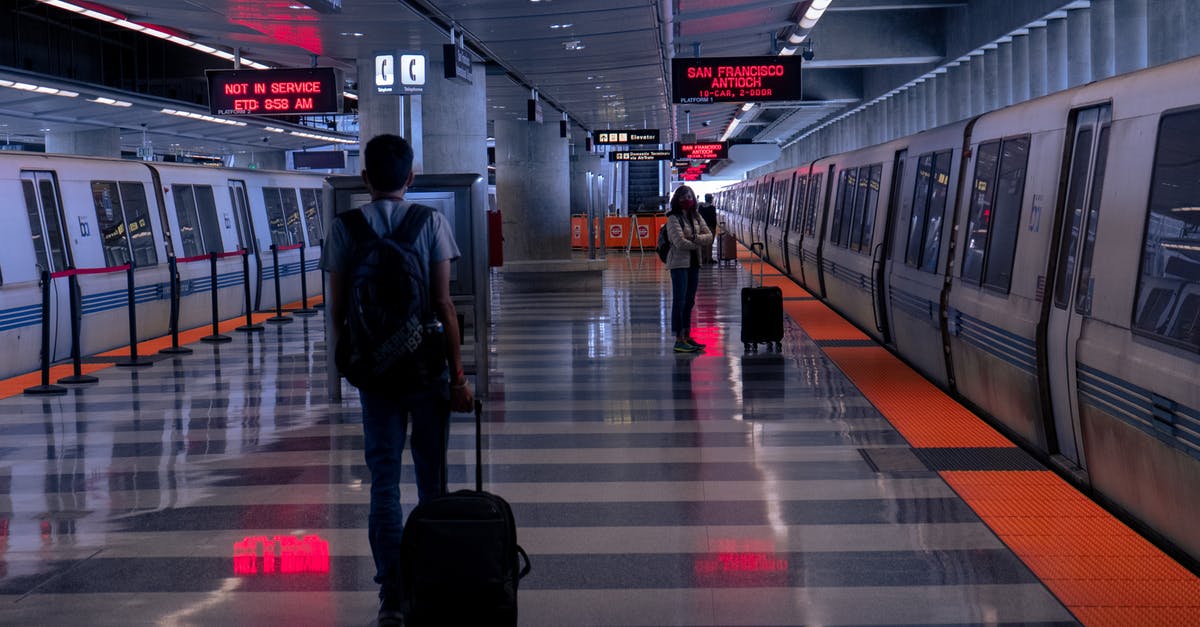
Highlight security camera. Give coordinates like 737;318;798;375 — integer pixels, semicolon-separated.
683;109;691;115
262;137;270;143
702;120;711;127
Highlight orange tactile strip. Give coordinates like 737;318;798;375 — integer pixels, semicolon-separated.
942;471;1200;627
0;297;322;401
822;346;1013;448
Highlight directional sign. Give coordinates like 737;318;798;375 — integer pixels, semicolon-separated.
609;150;673;162
592;130;660;145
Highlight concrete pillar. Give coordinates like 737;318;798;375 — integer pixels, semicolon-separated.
1148;0;1187;66
1187;0;1200;57
355;56;406;146
418;61;487;179
969;54;986;116
935;73;950;126
1090;0;1116;80
1067;8;1092;88
997;41;1014;108
946;63;965;122
495;119;570;262
1012;33;1031;103
983;48;1000;112
1116;0;1148;74
1046;17;1069;93
45;128;120;157
228;150;286;170
1028;25;1049;98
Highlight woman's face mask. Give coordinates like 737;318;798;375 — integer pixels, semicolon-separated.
680;198;695;210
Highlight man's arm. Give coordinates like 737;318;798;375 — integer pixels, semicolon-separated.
430;258;473;411
327;271;346;347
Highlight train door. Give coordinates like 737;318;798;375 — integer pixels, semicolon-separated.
228;180;262;309
874;149;907;345
1045;104;1112;470
20;171;74;361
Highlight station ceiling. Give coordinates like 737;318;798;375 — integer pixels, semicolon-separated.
0;0;1041;159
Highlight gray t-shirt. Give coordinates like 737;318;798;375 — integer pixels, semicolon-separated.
319;199;460;275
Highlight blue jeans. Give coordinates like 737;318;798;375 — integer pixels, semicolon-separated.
359;384;450;600
670;266;700;337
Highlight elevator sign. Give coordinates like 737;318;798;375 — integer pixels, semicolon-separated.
207;68;341;115
671;56;803;104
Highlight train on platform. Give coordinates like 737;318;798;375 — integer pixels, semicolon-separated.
0;153;327;380
717;55;1200;566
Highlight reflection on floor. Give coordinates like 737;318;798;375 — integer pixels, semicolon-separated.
0;254;1077;626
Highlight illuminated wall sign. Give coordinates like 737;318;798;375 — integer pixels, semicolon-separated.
592;129;660;145
610;150;672;162
676;142;728;160
375;51;426;94
207;68;341;116
671;56;803;104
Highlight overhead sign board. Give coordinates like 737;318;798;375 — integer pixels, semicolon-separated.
207;67;341;115
609;150;672;162
671;56;803;104
676;142;728;160
442;42;472;84
592;129;660;145
375;51;426;94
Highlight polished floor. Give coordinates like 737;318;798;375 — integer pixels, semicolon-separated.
0;253;1097;625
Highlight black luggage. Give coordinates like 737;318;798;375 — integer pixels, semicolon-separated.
400;400;531;626
741;242;784;352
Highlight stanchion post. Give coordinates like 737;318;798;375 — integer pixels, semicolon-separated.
201;252;233;343
160;255;193;355
293;242;317;316
58;270;99;384
115;264;152;368
236;249;264;332
24;269;67;395
266;244;292;324
313;238;325;310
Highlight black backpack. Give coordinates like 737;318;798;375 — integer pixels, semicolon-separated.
656;216;673;262
334;205;446;396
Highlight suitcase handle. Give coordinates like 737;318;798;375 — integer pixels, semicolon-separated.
750;242;765;286
474;399;483;492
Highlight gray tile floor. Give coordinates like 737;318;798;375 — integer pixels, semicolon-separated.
0;254;1079;625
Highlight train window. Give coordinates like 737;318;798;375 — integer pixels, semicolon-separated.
262;187;306;247
90;182;159;268
792;177;808;232
804;173;822;237
1133;108;1200;350
830;169;854;245
961;142;1000;283
981;137;1031;290
922;152;953;273
1074;125;1111;316
300;189;324;244
858;164;882;252
907;155;935;267
21;172;71;273
173;185;223;257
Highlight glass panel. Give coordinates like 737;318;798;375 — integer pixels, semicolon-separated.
91;181;130;266
860;164;882;251
301;189;324;244
961;141;1000;283
983;136;1031;291
173;185;202;257
120;182;157;268
281;188;304;245
22;178;51;271
906;154;934;267
848;167;869;250
193;186;223;254
1074;125;1111;316
805;173;822;236
1134;109;1200;349
920;151;953;273
262;187;290;247
792;177;807;232
38;177;69;271
1054;128;1095;308
831;169;855;245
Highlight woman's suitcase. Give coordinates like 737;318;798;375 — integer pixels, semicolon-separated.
740;242;784;352
717;226;738;265
400;400;531;626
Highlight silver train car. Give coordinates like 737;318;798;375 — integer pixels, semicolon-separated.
718;56;1200;564
0;153;327;380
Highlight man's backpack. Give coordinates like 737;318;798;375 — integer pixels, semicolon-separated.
334;205;446;396
656;218;672;263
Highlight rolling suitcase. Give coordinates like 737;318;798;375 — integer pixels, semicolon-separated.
717;224;738;265
740;242;784;352
400;400;531;626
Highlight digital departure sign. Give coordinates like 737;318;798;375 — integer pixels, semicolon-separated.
592;129;660;145
609;150;672;162
676;142;728;160
207;68;341;116
671;56;803;104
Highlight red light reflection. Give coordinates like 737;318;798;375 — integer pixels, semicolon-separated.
228;2;324;55
233;534;330;575
694;539;789;586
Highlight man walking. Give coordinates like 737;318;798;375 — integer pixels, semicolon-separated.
320;134;474;626
698;193;718;263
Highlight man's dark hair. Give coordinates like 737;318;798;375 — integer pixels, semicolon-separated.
704;193;714;203
364;134;414;193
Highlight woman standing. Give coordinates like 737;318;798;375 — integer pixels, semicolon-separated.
665;185;714;352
